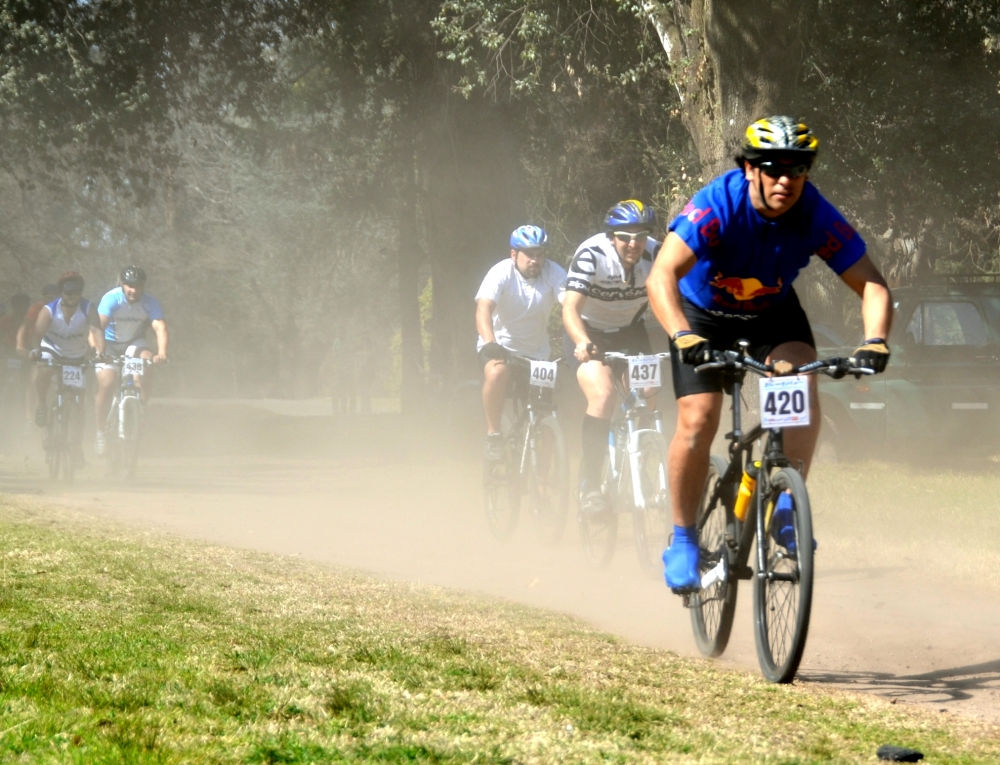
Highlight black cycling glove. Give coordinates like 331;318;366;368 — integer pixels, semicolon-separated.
853;339;890;374
480;342;509;362
673;331;712;366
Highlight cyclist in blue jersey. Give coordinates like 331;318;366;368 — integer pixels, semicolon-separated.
647;117;894;593
94;266;169;457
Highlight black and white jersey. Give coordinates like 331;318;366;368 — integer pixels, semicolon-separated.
562;233;660;330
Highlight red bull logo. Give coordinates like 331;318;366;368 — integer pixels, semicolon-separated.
710;273;783;302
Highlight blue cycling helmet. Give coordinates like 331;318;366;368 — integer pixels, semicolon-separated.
604;199;655;230
509;225;548;250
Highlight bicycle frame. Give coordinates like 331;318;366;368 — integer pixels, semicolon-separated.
506;370;558;481
108;362;143;438
710;366;795;584
603;356;667;512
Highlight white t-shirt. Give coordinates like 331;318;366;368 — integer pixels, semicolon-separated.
562;233;660;330
475;258;567;360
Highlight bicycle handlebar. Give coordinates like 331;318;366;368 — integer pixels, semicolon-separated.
35;357;95;369
594;350;671;365
502;353;562;367
693;350;874;378
104;355;157;366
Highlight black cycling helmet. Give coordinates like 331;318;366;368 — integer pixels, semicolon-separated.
741;116;819;161
119;265;147;286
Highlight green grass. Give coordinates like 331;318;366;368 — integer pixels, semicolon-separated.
809;460;1000;588
0;497;998;763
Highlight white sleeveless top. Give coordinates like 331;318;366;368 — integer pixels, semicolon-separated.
40;298;92;359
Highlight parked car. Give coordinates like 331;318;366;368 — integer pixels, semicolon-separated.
818;277;1000;459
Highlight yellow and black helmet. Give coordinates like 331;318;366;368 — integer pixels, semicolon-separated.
742;116;819;160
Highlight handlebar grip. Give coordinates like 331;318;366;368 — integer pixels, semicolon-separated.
693;361;727;373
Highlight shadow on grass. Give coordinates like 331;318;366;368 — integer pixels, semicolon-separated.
800;657;1000;705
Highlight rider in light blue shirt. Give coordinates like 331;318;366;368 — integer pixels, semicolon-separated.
94;266;169;458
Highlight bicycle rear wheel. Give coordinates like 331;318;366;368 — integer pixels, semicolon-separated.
528;415;569;545
630;431;670;577
753;467;814;683
690;455;739;657
576;457;618;569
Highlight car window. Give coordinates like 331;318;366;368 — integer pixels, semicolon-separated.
905;301;987;346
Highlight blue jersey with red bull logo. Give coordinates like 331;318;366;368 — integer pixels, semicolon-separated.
669;169;866;318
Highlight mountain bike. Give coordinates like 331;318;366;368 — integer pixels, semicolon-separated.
686;341;870;682
37;357;90;483
577;351;670;572
482;354;569;543
104;355;153;480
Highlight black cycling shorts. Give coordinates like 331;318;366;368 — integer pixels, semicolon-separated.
670;289;815;398
562;321;652;373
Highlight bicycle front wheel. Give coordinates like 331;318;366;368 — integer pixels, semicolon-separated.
690;455;738;657
630;431;670;577
483;434;521;541
753;467;814;683
576;457;618;569
46;411;61;482
121;396;142;479
528;415;569;545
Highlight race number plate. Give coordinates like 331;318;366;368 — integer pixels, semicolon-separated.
529;360;557;388
6;358;21;370
759;375;810;428
62;365;85;389
123;358;145;377
628;356;661;389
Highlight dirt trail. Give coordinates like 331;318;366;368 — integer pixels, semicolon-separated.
4;402;1000;723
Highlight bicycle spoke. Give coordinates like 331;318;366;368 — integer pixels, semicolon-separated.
689;455;738;658
753;468;814;683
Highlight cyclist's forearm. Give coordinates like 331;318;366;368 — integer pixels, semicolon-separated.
648;232;697;337
475;300;497;344
561;293;591;347
861;281;893;341
90;327;105;355
648;267;690;338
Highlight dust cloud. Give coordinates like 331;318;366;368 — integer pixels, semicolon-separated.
1;386;999;724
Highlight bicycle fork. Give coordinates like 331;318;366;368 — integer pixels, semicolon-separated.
624;398;666;511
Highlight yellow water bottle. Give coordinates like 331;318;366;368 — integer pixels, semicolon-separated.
733;460;761;522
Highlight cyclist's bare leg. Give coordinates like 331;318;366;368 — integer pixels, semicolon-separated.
766;341;819;478
134;348;155;404
95;366;118;433
482;359;511;434
35;366;53;408
669;392;723;527
576;361;616;418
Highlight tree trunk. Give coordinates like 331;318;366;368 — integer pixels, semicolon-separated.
643;0;818;176
397;145;426;415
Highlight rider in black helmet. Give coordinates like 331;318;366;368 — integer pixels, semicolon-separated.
94;266;168;458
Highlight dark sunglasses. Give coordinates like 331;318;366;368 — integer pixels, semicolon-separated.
757;160;811;179
612;230;650;244
61;288;82;297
